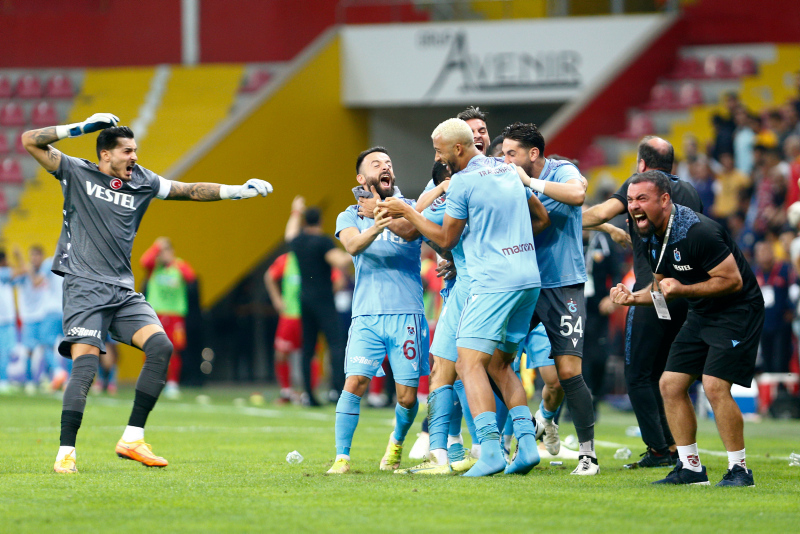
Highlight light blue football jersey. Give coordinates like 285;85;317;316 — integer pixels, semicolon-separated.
445;155;540;294
336;202;424;317
421;190;470;289
533;159;588;288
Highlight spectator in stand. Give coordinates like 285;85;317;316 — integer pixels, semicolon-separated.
0;250;19;394
750;147;788;236
675;134;699;185
752;241;794;373
733;106;756;175
285;196;352;406
783;135;800;207
710;92;739;161
712;152;751;223
727;211;758;262
783;103;800;139
140;237;196;400
792;71;800;118
766;109;791;158
689;155;716;215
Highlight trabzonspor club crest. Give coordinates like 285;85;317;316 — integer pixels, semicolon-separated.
567;298;577;314
407;326;415;336
674;249;681;262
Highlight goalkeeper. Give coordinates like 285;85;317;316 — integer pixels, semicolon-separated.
21;113;273;474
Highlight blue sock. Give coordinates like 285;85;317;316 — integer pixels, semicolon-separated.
509;405;535;439
448;387;462;437
539;399;557;420
335;391;361;456
494;391;508;431
454;380;478;445
428;385;453;451
393;399;419;443
503;412;513;438
463;411;505;477
504;405;540;474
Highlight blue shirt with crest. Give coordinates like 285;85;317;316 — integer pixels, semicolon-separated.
336;199;424;317
532;158;588;288
445;155;540;294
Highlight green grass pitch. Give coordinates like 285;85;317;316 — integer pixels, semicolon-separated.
1;387;799;533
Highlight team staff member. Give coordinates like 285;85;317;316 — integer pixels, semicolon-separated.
583;136;702;468
22;113;273;474
610;171;764;487
286;198;352;406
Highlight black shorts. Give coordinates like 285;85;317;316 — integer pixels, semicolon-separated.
531;284;585;358
665;300;765;386
59;274;161;357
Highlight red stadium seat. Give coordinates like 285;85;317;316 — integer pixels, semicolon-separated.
0;75;12;98
703;55;732;79
678;82;704;107
671;56;704;79
14;74;43;98
240;70;272;93
45;74;75;98
14;131;26;154
30;101;58;127
0;132;9;155
731;55;757;77
644;84;678;110
578;144;607;170
0;102;26;127
620;112;655;139
0;157;23;184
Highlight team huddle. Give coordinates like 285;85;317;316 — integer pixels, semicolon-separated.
23;105;762;486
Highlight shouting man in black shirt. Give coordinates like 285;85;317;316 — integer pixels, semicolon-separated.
610;171;764;487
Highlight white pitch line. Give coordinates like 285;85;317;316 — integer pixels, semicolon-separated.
596;439;792;461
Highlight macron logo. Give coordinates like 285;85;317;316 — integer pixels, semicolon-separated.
732;340;740;347
502;242;535;256
86;181;135;210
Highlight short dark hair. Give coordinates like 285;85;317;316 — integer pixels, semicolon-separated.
637;136;674;172
487;134;504;156
356;146;389;174
30;244;44;254
431;161;450;186
456;106;487;122
96;126;134;159
0;250;5;263
501;122;545;154
629;170;672;197
304;207;322;226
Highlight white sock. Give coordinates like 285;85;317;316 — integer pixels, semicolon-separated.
447;433;463;448
677;444;702;472
579;439;596;458
727;448;746;470
122;425;144;442
389;433;402;446
430;448;448;464
471;443;481;459
335;454;350;461
56;446;75;462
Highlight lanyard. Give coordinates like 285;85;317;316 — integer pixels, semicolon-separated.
650;205;676;287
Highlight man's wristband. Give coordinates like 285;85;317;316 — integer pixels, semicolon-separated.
55;124;81;140
530;179;546;194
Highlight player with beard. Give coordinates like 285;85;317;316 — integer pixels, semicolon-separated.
326;147;429;475
501;122;602;475
381;119;543;477
22;113;273;474
610;171;763;487
583;136;703;469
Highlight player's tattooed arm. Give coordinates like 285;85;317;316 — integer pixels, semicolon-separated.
166;181;223;201
21;127;62;172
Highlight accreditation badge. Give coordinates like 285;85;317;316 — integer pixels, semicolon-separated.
650;278;671;320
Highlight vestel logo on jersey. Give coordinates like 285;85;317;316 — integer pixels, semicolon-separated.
85;181;135;210
110;178;123;190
